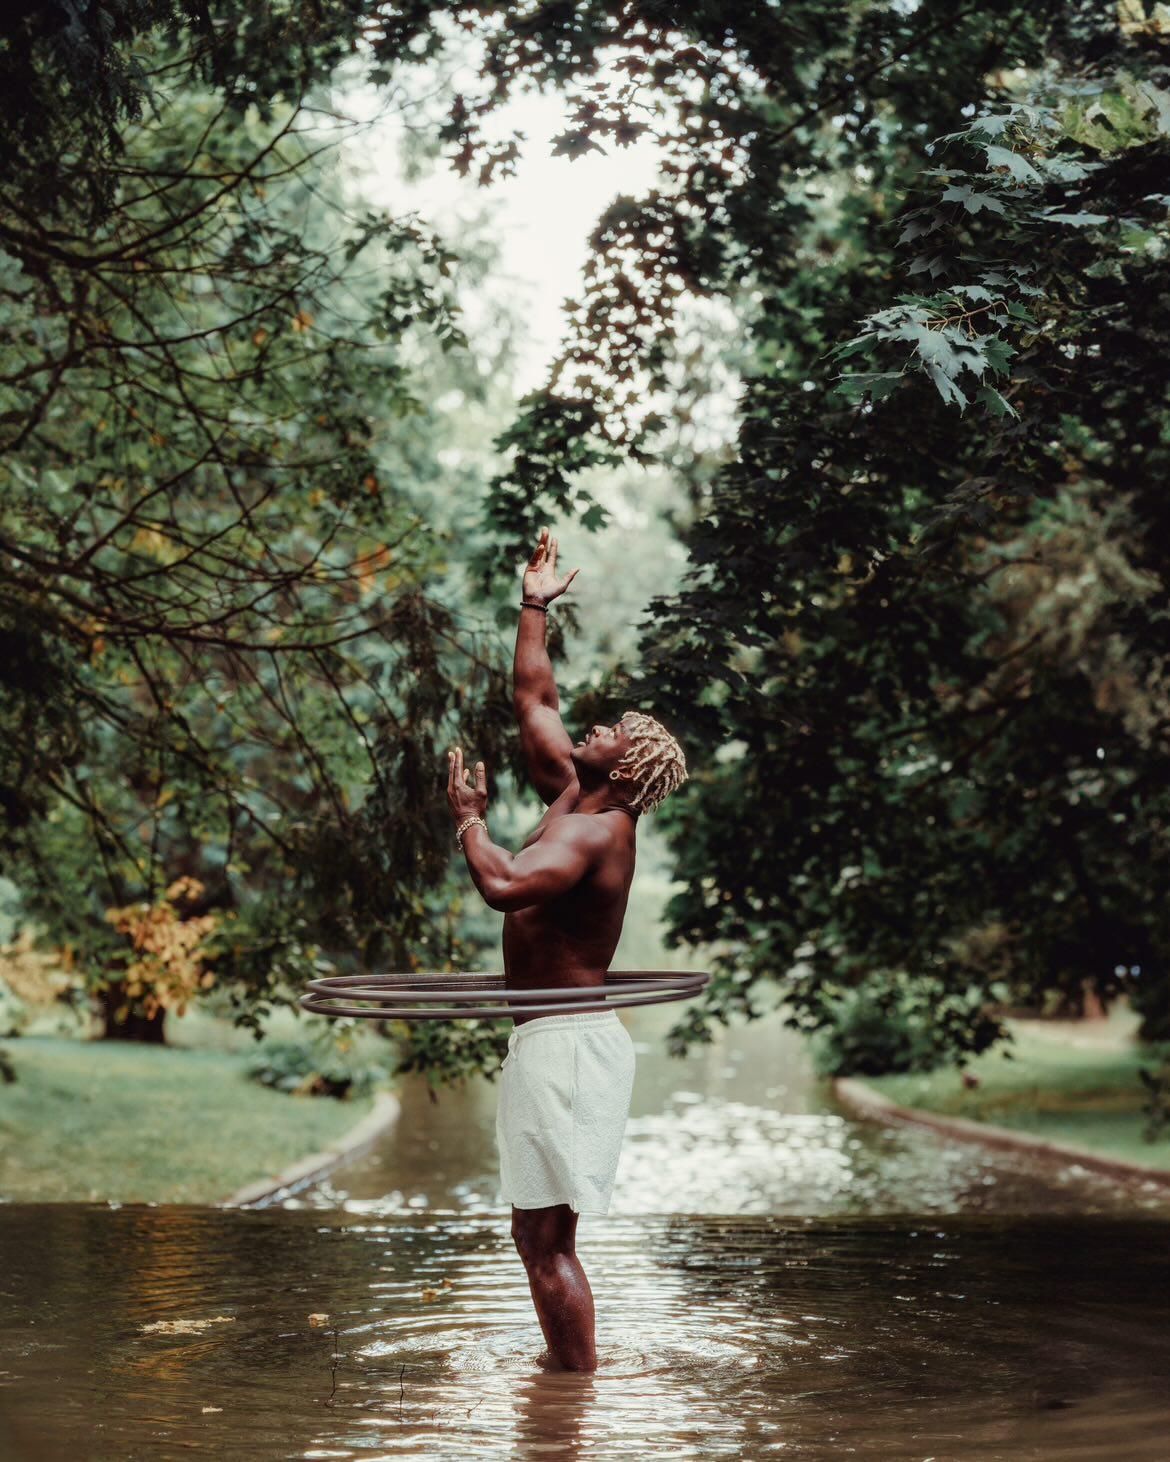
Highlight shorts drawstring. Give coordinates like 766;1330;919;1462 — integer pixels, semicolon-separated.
501;1009;619;1069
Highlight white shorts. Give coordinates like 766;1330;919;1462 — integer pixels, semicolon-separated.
496;1008;636;1216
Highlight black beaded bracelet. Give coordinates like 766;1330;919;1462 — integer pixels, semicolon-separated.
520;600;548;613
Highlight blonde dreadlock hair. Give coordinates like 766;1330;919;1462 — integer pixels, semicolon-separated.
610;711;689;815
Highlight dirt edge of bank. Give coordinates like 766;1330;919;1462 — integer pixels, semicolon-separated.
222;1089;401;1208
833;1076;1170;1192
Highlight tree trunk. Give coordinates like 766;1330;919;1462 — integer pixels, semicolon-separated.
98;986;167;1043
1082;982;1108;1021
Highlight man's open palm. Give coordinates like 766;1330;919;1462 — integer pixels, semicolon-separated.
523;527;579;605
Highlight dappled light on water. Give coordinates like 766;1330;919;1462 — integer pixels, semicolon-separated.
1;1207;1169;1458
308;1008;1170;1219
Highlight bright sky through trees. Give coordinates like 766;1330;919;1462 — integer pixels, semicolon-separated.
342;68;662;393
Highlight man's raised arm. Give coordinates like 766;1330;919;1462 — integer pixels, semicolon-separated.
514;527;579;805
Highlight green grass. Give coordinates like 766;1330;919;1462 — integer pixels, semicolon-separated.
866;1024;1170;1171
0;1036;375;1203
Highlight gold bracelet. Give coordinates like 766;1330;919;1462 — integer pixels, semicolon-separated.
455;815;487;850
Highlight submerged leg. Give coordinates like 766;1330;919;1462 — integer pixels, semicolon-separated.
511;1203;596;1371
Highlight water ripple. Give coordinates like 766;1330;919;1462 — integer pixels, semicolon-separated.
2;1207;1169;1459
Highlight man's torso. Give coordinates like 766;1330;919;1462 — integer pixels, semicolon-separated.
502;787;636;1025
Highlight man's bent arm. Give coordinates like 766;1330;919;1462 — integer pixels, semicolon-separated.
514;603;577;805
461;817;597;912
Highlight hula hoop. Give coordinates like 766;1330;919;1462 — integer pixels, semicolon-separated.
299;969;710;1021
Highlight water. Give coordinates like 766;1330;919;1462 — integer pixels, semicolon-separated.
308;1006;1170;1219
2;1009;1170;1458
2;1207;1168;1458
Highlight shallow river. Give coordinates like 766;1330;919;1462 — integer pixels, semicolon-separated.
2;1009;1169;1459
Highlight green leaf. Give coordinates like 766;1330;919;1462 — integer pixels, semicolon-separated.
898;211;944;245
941;184;1008;215
982;337;1018;375
907;254;949;278
984;145;1042;184
833;372;903;403
830;334;879;361
924;363;968;409
976;385;1018;418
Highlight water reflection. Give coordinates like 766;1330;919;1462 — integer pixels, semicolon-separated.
308;1007;1170;1218
1;1206;1169;1459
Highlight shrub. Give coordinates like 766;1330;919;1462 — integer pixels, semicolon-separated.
810;971;1006;1078
0;977;30;1039
245;1030;389;1100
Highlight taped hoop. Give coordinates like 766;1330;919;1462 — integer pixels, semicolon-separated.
299;969;710;1021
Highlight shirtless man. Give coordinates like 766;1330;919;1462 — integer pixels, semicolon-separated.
444;526;688;1371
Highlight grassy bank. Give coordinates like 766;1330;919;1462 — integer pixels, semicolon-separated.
0;1036;376;1203
865;1022;1170;1171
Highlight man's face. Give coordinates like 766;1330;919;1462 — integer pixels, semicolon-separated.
571;718;633;778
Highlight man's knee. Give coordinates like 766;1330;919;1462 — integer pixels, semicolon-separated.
511;1206;572;1268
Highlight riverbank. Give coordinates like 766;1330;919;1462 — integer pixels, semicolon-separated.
0;1035;384;1203
846;1021;1170;1176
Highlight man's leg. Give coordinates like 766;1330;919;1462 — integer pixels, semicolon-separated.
510;1203;597;1372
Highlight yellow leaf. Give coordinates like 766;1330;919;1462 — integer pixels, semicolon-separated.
1118;0;1170;36
130;526;176;563
141;1316;235;1336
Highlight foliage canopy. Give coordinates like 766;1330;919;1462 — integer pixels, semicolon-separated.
5;2;1170;1095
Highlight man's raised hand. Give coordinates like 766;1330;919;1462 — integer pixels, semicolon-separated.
446;746;488;825
523;526;579;606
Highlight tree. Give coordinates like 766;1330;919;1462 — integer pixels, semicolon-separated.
9;1;1169;1092
353;3;1170;1073
620;6;1170;1064
1;24;516;1038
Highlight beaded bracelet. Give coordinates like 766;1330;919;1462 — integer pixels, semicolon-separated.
520;600;548;613
455;814;488;850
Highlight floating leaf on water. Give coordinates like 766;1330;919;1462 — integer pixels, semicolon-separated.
308;1313;331;1327
140;1316;234;1336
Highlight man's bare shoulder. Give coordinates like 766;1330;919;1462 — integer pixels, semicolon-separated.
543;810;606;837
538;811;620;853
